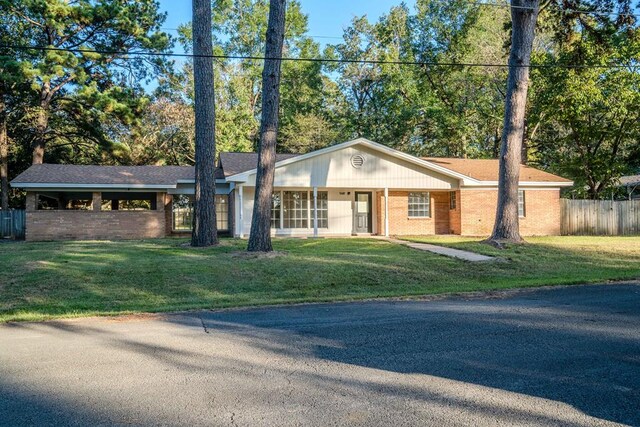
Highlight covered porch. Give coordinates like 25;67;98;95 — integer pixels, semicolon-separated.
234;186;460;238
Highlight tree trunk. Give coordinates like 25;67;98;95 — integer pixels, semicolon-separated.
0;100;8;211
190;0;218;247
486;0;539;247
32;84;51;165
247;0;286;252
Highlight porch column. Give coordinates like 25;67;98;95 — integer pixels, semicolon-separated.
384;187;389;237
313;187;318;237
92;192;101;212
238;184;244;238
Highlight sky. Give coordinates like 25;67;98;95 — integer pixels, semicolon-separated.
157;0;417;49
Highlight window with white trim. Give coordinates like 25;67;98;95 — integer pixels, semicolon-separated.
271;193;281;229
518;190;526;217
270;190;329;229
408;192;430;217
283;191;308;229
449;191;457;210
216;194;229;231
317;191;328;228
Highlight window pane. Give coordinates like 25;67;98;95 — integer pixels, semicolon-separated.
450;192;456;210
518;190;525;217
408;192;430;217
316;191;328;228
283;191;308;228
172;194;193;231
216;194;229;231
271;192;281;229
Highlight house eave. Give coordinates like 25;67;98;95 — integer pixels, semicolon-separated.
10;182;177;190
461;181;574;188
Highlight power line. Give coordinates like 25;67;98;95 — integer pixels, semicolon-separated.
1;44;636;70
3;43;636;69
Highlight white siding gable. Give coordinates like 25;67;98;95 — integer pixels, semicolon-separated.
243;143;459;189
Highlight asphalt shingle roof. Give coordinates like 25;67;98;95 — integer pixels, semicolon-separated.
219;152;299;177
10;153;572;188
423;158;572;183
11;164;195;186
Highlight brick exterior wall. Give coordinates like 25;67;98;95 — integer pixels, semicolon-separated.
459;189;561;236
449;190;462;235
378;188;561;236
25;192;171;241
385;191;436;235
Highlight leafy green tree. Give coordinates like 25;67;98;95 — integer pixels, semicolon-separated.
2;0;172;164
528;1;640;199
327;1;511;157
177;0;337;154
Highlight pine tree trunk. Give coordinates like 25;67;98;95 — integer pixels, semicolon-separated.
0;100;8;211
247;0;286;252
32;90;50;165
191;0;218;247
487;0;539;247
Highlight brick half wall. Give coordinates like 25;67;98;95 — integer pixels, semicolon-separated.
25;191;172;241
26;211;169;241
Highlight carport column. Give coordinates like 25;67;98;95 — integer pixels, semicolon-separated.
313;186;318;237
92;192;101;211
238;184;244;238
384;187;389;237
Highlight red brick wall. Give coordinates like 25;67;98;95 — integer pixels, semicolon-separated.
386;191;435;235
449;190;461;235
460;189;561;236
25;191;171;241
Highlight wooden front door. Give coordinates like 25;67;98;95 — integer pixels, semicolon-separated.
433;192;450;234
354;192;372;233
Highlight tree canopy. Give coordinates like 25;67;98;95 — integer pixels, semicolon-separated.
1;0;639;207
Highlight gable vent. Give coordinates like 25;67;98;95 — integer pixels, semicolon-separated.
350;154;365;169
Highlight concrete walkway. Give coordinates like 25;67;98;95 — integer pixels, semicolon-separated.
390;239;495;261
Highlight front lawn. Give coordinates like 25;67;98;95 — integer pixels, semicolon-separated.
1;236;639;322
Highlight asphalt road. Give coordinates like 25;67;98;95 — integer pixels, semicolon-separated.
1;283;639;426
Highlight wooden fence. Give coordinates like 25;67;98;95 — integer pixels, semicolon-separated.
561;199;640;235
0;209;26;240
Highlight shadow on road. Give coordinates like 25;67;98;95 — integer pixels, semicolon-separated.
1;284;639;426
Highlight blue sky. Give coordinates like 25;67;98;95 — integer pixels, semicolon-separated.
157;0;417;49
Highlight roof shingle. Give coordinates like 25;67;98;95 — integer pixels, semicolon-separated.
423;158;572;183
219;152;299;177
11;164;195;186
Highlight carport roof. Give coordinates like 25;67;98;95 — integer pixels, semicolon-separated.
11;164;198;189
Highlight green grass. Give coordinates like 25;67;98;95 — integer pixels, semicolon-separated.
1;236;639;322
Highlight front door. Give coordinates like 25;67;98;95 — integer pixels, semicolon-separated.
433;192;451;234
354;192;372;233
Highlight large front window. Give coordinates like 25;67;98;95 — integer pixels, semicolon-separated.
317;191;328;228
408;192;430;218
283;191;308;229
270;190;328;229
172;194;229;231
271;193;281;229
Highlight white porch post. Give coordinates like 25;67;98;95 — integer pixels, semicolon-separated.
313;187;318;237
384;187;389;237
238;184;244;238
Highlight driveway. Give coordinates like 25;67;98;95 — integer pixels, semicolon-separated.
1;283;639;426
